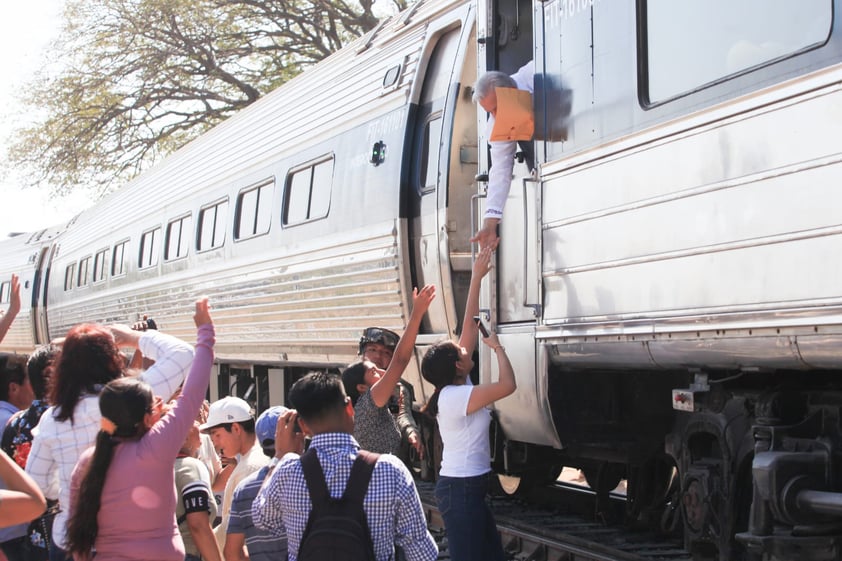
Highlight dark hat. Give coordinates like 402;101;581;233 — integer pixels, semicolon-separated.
358;327;399;355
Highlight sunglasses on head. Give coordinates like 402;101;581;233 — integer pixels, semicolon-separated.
360;327;399;350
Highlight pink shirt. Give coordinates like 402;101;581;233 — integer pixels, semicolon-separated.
70;324;215;561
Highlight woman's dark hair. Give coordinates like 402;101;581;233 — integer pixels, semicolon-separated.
66;378;152;557
420;341;461;418
27;345;59;401
341;361;368;406
51;324;125;423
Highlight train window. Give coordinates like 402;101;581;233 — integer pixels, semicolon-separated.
64;263;76;291
310;161;332;219
93;249;107;283
165;215;192;261
197;200;229;251
283;156;334;226
285;170;311;223
112;240;128;277
420;115;443;193
234;180;273;241
77;256;91;287
645;0;832;103
139;228;161;269
0;282;9;303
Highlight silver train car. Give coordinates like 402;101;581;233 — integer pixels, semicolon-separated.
2;0;842;559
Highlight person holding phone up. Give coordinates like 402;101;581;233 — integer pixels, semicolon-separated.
419;246;516;561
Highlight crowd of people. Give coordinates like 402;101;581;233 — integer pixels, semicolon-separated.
0;248;514;561
0;68;524;561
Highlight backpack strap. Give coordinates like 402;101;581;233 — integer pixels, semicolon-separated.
300;448;381;506
342;450;379;504
300;448;330;505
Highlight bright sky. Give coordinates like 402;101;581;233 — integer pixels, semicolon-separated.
0;0;94;239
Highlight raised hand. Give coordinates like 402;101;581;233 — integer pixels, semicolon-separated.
411;284;437;317
469;218;500;251
193;297;212;327
275;409;306;458
472;246;493;281
7;274;20;317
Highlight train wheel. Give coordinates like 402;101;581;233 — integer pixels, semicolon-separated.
492;462;564;496
582;462;626;523
582;462;625;496
494;474;520;495
625;454;682;533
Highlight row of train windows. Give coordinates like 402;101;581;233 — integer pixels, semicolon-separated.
63;157;334;291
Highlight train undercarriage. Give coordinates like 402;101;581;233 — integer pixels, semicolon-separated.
415;367;842;561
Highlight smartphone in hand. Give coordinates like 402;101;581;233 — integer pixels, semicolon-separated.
473;315;491;338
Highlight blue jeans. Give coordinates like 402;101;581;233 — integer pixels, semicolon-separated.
0;536;30;561
435;473;505;561
49;544;71;561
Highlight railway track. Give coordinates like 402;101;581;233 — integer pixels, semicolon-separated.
416;481;691;561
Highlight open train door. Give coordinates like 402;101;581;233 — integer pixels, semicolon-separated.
407;5;477;343
32;243;57;344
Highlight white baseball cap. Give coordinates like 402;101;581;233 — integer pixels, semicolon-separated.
200;396;253;432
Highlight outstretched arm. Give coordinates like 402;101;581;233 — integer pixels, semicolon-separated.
369;285;436;408
470;136;518;250
110;319;195;401
143;298;215;457
458;247;493;358
465;331;516;415
0;274;21;344
0;446;46;527
469;219;500;251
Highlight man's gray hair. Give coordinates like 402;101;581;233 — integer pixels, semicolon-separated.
472;71;517;103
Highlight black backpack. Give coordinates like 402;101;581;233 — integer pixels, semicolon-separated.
298;448;380;561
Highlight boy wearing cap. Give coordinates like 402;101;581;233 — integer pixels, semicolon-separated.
200;396;270;551
224;406;296;561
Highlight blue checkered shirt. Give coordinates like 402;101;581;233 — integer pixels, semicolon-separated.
252;432;437;561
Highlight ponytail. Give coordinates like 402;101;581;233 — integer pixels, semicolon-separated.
420;341;462;419
66;431;118;557
66;377;152;557
420;387;442;418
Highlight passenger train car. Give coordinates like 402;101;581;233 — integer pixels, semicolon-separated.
2;0;841;559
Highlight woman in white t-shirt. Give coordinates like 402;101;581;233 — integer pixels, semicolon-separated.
420;247;516;561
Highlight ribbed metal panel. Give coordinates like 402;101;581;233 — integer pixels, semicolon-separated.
48;222;403;364
35;0;469;365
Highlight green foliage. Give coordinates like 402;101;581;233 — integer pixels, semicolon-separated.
8;0;407;197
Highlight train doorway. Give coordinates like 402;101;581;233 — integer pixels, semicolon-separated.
33;244;57;344
408;11;477;339
477;0;539;325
